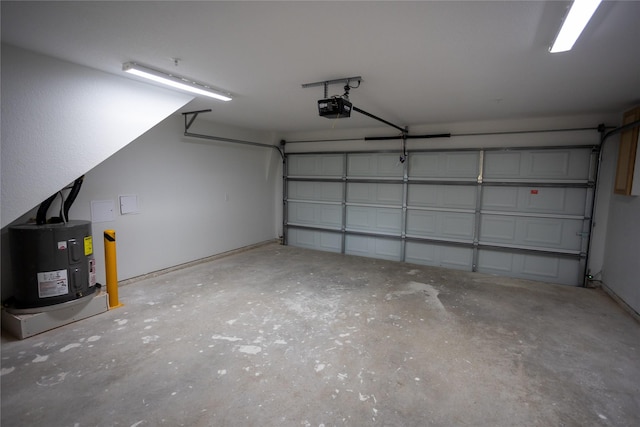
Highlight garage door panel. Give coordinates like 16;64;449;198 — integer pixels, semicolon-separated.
444;186;477;208
406;210;474;241
523;221;564;246
345;236;401;261
484;148;591;181
348;153;403;177
529;151;570;177
377;210;402;232
347;183;403;205
288;229;342;253
297;204;315;222
288;202;342;228
409;152;479;179
522;218;582;250
320;207;342;226
522;256;560;278
346;207;369;228
523;187;586;215
482;187;518;210
406;210;437;235
408;184;476;209
288;154;344;177
524;188;565;212
405;242;473;270
477;250;580;285
408;154;439;177
483;152;521;178
443;214;475;240
480;215;582;251
482;187;586;216
288;181;343;202
480;216;517;242
346;206;402;234
447;152;479;176
475;250;512;272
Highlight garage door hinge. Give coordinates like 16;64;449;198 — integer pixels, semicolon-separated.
576;231;590;238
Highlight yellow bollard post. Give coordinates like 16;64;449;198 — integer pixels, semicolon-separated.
104;229;123;309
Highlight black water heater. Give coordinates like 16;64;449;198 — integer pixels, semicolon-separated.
9;220;97;309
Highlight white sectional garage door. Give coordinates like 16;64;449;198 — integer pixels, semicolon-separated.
285;146;597;286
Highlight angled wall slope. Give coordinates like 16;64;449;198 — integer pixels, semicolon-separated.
1;44;193;228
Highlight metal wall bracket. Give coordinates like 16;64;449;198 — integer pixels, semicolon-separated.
183;109;212;131
301;76;363;90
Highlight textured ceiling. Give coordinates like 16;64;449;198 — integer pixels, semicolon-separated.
2;1;639;133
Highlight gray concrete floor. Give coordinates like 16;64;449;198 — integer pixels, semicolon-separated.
1;243;639;426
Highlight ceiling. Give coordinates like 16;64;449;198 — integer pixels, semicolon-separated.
2;1;639;134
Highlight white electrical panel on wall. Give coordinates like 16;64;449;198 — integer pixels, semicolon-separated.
91;200;115;223
119;195;139;214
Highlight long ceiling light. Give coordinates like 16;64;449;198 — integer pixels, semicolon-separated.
549;0;602;53
122;62;232;101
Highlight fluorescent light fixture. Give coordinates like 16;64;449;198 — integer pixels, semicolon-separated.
549;0;602;53
122;62;232;101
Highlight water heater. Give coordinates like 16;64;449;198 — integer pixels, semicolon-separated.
9;220;97;309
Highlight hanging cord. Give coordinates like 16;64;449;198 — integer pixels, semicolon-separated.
36;193;58;225
58;191;67;224
35;177;84;225
63;176;84;221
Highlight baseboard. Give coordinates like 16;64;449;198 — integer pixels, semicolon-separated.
118;239;280;286
601;283;640;323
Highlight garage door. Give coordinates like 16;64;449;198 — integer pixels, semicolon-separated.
284;146;597;286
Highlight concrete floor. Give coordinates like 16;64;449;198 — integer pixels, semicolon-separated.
1;243;639;426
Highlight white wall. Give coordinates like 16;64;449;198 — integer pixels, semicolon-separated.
1;115;281;296
602;133;640;314
66;115;281;286
0;44;193;228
